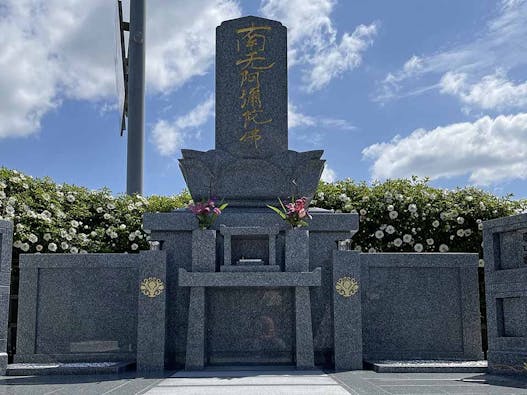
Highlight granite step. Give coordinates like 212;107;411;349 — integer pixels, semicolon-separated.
367;360;488;373
6;361;135;376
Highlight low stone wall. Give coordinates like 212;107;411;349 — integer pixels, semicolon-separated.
484;214;527;376
359;253;483;361
15;251;166;372
0;220;13;374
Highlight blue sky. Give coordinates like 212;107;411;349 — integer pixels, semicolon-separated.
1;0;526;198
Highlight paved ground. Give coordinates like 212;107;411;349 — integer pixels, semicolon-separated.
0;369;526;394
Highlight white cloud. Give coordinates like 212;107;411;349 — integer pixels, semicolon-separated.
151;95;214;156
321;164;337;183
288;102;354;130
0;0;239;138
260;0;377;92
439;71;527;111
376;0;527;104
151;120;184;157
362;112;527;185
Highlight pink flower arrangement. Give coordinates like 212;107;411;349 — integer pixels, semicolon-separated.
267;197;312;228
188;198;228;229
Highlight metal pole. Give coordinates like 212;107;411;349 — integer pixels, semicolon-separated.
126;0;146;195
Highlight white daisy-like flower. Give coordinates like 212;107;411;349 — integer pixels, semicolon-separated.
375;230;384;239
386;225;395;234
48;243;58;252
450;235;455;240
119;224;126;230
359;209;367;216
456;229;464;237
96;207;103;213
464;229;472;236
432;220;440;228
20;243;29;252
339;193;348;202
69;228;76;235
70;247;79;254
393;238;403;247
408;204;417;213
440;212;447;220
103;213;111;220
80;250;88;254
90;231;97;237
0;191;5;199
396;194;404;201
389;210;398;219
478;223;483;230
71;220;79;228
131;243;139;251
465;195;473;201
36;245;43;252
439;244;449;252
66;194;75;203
368;247;376;253
387;204;394;211
426;238;434;245
43;233;51;241
317;192;324;200
414;243;423;252
28;234;38;243
6;206;15;215
13;240;22;248
456;216;465;224
403;234;412;243
362;196;370;202
354;245;362;252
61;242;69;250
479;202;486;209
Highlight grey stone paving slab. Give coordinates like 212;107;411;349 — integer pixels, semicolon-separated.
144;369;349;395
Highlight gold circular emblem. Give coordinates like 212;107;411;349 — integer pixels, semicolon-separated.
140;277;165;298
335;276;359;298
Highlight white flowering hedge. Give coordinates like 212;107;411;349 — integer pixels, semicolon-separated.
313;177;527;262
0;168;191;259
1;168;526;264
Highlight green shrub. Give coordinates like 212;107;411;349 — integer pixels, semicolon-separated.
1;168;526;265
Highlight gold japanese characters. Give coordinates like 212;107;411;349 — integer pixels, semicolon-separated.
236;24;275;147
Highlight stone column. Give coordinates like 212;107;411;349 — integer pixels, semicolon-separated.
192;229;216;271
332;250;362;371
0;220;13;375
285;228;309;272
137;251;167;374
185;229;216;369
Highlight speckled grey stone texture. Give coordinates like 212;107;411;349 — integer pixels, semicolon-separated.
483;214;527;376
15;254;140;364
185;287;205;370
178;16;325;207
295;287;315;368
0;220;12;375
137;251;166;374
145;209;358;366
207;288;294;365
332;250;362;371
360;253;483;361
285;228;309;272
192;229;216;272
178;268;321;287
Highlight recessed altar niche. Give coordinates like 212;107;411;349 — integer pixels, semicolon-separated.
206;287;294;364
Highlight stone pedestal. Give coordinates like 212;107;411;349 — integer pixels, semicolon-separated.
332;250;362;371
192;229;216;272
285;228;309;272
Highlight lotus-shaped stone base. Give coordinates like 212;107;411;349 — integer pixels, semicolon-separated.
179;149;325;207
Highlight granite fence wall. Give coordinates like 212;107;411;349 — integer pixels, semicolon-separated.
0;220;13;374
483;214;527;376
15;251;166;372
360;253;483;361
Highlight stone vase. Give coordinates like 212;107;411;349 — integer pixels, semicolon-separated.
192;229;216;272
285;227;309;272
